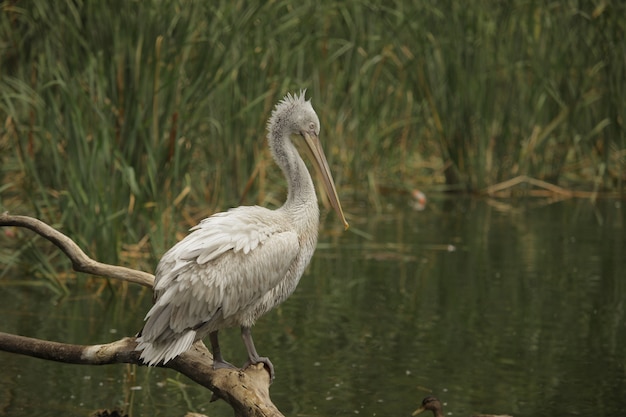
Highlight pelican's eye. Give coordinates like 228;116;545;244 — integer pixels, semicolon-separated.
309;122;315;132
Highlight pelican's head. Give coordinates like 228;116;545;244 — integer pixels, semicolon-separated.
267;91;348;230
267;90;320;138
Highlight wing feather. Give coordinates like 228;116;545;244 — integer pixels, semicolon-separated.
141;206;300;343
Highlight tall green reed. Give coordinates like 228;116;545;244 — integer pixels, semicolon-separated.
2;1;213;273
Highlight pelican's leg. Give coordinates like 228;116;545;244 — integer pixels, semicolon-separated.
241;326;275;380
209;331;236;370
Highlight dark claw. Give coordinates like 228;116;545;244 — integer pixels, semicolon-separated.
243;356;275;381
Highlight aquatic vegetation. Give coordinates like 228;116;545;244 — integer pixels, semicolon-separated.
1;0;624;280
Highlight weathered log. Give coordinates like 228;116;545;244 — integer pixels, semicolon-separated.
0;212;283;417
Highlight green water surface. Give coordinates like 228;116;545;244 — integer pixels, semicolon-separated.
1;197;624;416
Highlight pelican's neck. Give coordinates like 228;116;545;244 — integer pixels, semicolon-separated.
268;129;318;218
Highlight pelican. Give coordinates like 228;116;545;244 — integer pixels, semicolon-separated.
136;91;348;379
412;396;513;417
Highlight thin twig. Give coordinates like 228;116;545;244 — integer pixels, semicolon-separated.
481;175;597;198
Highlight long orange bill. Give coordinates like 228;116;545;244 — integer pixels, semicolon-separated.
303;132;349;230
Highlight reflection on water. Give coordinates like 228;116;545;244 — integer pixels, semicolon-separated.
0;197;624;416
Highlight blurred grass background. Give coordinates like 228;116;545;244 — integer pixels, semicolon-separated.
1;0;624;291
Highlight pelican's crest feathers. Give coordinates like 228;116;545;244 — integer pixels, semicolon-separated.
267;90;311;132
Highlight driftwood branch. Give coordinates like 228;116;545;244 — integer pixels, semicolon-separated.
0;212;283;417
0;213;154;287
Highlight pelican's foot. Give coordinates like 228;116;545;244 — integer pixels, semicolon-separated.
243;356;275;381
212;358;237;371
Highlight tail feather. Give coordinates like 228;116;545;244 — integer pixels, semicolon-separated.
136;329;197;366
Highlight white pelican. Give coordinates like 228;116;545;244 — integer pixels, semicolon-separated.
136;91;348;379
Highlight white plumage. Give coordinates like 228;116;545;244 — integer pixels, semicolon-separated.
136;91;348;378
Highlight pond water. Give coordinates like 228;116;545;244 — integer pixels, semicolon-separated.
1;196;625;416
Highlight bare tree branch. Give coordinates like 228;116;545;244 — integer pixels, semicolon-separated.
0;212;154;287
0;213;284;417
0;332;140;364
